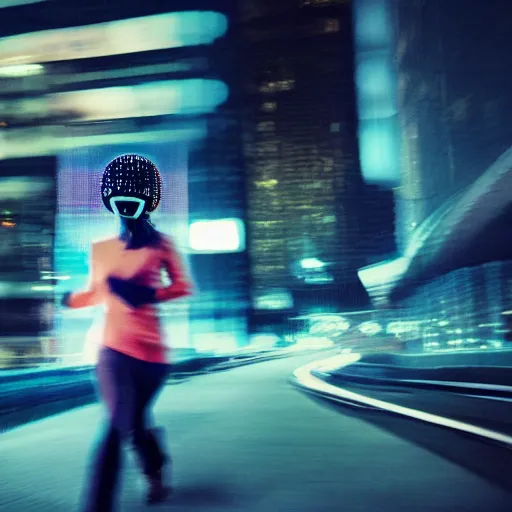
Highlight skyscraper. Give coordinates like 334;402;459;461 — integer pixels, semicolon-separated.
393;0;512;250
238;0;393;321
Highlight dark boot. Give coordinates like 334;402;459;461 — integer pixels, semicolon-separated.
147;469;173;505
143;428;172;505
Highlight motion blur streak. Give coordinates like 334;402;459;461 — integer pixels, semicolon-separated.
293;357;512;448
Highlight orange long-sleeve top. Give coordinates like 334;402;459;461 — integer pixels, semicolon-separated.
67;235;192;363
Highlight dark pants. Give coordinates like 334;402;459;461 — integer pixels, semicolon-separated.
82;347;170;512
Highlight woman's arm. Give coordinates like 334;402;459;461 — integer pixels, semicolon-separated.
106;237;194;308
63;245;102;309
155;237;193;302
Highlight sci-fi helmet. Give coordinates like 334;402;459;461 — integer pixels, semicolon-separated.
100;154;162;219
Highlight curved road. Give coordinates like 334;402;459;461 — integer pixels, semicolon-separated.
0;353;509;511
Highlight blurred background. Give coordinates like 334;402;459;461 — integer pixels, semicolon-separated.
0;0;511;368
1;2;512;511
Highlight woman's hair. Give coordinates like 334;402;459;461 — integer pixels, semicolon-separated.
121;214;162;250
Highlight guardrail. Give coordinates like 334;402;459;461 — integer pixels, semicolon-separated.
316;362;512;399
291;354;512;450
363;348;512;368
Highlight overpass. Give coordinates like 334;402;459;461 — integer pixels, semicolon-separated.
359;146;512;305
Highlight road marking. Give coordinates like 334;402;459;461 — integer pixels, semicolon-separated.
293;355;512;448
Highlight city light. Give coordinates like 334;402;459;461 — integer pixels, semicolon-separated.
300;258;326;269
0;123;208;159
357;257;409;289
31;285;52;291
0;11;228;65
254;290;294;310
189;218;245;253
0;63;44;77
309;315;350;335
3;79;229;122
358;321;383;336
353;0;400;186
386;321;421;335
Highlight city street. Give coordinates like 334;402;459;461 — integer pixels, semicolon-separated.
0;353;509;512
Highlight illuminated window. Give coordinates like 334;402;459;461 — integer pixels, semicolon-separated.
259;80;295;93
323;158;334;172
256;142;279;155
254;179;278;189
254;264;286;273
261;102;277;112
324;19;340;33
253;221;283;227
257;121;276;132
299;182;324;190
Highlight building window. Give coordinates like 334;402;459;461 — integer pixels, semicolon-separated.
254;179;279;189
324;19;340;33
261;102;277;112
257;121;276;133
259;80;295;93
323;158;334;172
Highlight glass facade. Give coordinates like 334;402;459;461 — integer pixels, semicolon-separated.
393;0;512;250
239;0;395;320
358;0;512;354
399;261;512;353
0;157;57;368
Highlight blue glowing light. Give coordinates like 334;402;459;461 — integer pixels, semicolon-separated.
48;79;229;121
355;55;396;116
353;0;399;186
357;257;409;289
189;218;245;253
353;0;393;49
359;118;400;183
300;258;326;270
0;11;228;65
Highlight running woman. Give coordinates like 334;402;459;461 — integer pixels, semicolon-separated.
63;154;193;511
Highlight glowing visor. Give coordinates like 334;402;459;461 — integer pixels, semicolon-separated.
109;196;145;219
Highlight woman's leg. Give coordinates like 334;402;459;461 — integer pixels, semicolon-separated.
130;360;171;503
82;348;136;512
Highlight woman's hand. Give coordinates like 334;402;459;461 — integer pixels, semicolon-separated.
61;292;72;308
154;281;193;302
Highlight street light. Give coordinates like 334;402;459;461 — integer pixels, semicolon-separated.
300;258;326;270
0;64;44;77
